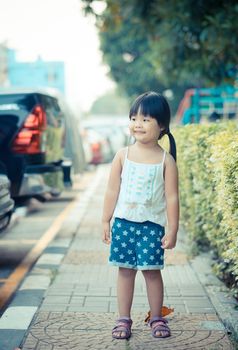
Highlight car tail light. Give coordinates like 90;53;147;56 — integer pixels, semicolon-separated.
12;105;47;154
91;142;101;152
91;142;102;164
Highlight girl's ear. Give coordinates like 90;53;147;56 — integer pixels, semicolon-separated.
159;124;165;131
158;125;166;137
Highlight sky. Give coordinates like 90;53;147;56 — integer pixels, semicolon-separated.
0;0;115;113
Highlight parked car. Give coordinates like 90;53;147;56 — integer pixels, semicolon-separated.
0;174;14;233
81;128;113;165
0;88;85;202
80;122;113;165
80;117;128;164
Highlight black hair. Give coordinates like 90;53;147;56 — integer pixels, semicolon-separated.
129;91;176;161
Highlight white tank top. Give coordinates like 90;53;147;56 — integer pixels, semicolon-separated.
114;147;167;226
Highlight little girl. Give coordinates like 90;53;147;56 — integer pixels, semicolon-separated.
102;91;179;339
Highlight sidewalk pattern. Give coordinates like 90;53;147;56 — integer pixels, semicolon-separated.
22;312;231;349
1;166;237;349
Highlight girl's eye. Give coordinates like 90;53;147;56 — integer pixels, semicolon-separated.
131;117;136;121
143;118;150;122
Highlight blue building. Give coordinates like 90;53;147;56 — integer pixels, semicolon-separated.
6;48;65;94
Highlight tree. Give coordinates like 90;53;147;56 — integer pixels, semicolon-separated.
136;0;238;86
82;0;238;88
90;90;129;115
82;0;185;114
100;19;167;100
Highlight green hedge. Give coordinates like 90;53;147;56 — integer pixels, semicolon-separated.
173;122;238;293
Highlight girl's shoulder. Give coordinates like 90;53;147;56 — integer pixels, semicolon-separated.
115;147;127;158
114;147;128;166
164;150;174;161
164;151;177;170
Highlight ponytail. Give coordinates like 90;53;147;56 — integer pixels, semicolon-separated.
167;132;177;162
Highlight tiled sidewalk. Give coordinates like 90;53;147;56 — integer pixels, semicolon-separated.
3;166;238;349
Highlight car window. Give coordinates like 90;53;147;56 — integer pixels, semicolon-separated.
0;94;36;112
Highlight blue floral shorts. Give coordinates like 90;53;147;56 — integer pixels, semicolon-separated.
109;218;165;270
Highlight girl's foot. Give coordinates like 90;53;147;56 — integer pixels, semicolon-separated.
112;318;132;339
149;316;171;338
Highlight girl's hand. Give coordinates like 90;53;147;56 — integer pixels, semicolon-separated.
102;221;111;244
161;233;177;249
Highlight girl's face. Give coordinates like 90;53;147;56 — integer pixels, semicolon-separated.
129;114;163;144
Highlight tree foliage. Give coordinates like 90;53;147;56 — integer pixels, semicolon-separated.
100;19;167;100
90;90;129;115
137;0;238;86
82;0;238;96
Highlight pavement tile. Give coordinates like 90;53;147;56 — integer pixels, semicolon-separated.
40;304;68;311
44;247;68;254
0;330;26;350
46;290;74;296
19;275;51;290
69;296;85;304
184;297;213;307
48;238;72;248
44;296;72;304
36;253;64;265
186;307;216;314
10;290;45;307
47;283;76;290
0;306;38;330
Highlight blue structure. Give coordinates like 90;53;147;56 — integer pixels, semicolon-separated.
176;86;238;124
6;49;65;94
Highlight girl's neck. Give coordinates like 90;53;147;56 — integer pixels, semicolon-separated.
134;140;159;150
129;141;163;164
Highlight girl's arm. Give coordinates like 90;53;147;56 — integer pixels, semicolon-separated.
162;154;179;249
102;149;123;244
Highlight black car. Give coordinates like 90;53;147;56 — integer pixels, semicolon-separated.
0;89;85;201
0;174;14;232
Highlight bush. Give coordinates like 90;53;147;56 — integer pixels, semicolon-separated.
174;122;238;293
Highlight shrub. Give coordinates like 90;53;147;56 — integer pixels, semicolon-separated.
174;122;238;293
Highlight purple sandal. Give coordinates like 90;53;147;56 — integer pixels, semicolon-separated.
149;316;171;338
112;318;132;339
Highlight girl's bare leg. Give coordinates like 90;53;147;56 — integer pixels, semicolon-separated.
115;267;137;337
142;270;166;336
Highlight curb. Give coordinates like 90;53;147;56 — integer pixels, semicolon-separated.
191;253;238;342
